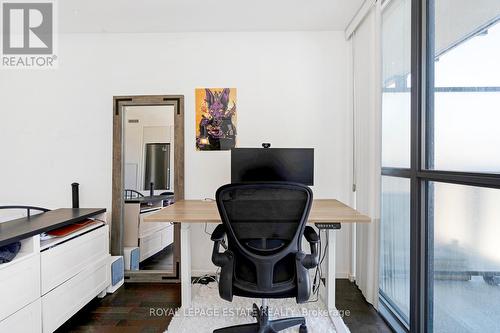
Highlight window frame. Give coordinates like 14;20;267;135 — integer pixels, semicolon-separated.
379;1;500;332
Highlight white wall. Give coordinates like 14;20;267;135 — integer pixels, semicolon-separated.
0;31;353;276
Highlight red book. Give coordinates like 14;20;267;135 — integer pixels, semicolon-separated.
46;219;97;237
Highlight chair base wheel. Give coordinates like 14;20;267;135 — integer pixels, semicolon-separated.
214;303;306;332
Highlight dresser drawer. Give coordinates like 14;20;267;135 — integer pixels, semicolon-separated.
161;224;174;247
0;254;40;321
139;224;174;262
41;225;109;294
139;231;162;262
0;299;41;333
42;255;110;333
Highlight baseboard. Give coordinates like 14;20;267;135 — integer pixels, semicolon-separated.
330;312;351;333
192;269;217;277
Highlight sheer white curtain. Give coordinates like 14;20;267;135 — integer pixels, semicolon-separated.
350;4;382;307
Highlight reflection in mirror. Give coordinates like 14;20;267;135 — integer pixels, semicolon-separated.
123;105;175;273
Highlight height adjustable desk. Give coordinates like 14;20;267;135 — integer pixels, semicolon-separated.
144;199;370;331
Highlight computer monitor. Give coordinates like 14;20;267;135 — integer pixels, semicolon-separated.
231;148;314;185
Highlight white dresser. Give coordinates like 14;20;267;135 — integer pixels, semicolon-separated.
0;208;111;333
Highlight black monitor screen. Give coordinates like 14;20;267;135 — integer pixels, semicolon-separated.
231;148;314;185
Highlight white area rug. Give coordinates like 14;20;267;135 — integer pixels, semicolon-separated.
166;283;349;332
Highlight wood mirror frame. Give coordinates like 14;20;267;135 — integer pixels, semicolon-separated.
112;95;184;280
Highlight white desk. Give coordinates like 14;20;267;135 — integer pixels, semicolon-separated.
144;199;370;331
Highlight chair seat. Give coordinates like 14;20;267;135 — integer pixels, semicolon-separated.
233;284;297;299
244;239;286;254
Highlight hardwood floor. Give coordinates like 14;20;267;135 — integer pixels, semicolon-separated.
56;283;181;333
139;245;175;271
336;279;394;333
57;279;392;333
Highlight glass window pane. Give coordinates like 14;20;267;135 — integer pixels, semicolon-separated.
433;92;500;172
381;0;411;168
430;182;500;332
429;2;500;172
380;176;410;322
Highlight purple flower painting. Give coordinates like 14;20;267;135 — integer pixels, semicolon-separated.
195;88;237;151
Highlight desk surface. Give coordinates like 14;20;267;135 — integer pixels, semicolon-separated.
144;199;370;224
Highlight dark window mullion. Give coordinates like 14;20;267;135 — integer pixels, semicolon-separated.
382;167;413;178
424;0;435;172
390;1;499;332
380;290;411;330
411;0;425;332
418;170;500;189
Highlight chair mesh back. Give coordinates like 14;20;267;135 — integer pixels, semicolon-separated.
217;183;312;287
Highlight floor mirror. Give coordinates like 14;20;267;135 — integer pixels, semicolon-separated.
112;95;184;282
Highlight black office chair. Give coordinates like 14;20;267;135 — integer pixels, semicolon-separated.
211;182;319;333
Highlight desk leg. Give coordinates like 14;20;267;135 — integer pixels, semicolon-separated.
326;229;336;310
325;229;349;333
180;223;192;308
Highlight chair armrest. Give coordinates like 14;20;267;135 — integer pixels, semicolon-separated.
301;226;319;269
304;225;319;243
211;225;232;267
211;224;226;242
210;225;234;301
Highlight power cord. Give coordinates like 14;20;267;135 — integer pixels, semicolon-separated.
198;198;223;286
192;274;218;285
204;223;212;236
203;198;217;240
306;230;321;303
306;229;329;303
192;267;221;285
205;223;228;250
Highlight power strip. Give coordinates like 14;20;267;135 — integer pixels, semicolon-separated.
314;223;341;230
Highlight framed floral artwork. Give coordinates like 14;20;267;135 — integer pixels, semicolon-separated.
195;88;237;151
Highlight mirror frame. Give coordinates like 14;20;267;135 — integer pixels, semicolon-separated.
112;95;184;280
